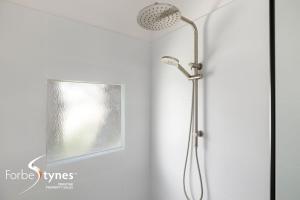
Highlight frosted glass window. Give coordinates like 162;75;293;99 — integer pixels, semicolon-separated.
46;80;124;163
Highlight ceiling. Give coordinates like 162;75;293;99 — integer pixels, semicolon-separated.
6;0;233;40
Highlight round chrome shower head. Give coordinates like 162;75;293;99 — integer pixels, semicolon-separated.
161;56;179;66
137;3;181;31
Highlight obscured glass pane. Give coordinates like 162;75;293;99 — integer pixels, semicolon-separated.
47;80;124;163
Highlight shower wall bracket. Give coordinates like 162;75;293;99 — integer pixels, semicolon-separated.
188;63;203;80
189;63;203;70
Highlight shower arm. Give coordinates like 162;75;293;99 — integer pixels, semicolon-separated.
180;16;200;69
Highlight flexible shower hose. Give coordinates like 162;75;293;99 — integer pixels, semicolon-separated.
183;83;204;200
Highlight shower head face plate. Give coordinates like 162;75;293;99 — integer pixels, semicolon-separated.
160;56;179;66
137;3;181;31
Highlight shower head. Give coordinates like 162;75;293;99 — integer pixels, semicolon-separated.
160;56;179;66
137;3;181;31
161;56;191;78
137;3;199;63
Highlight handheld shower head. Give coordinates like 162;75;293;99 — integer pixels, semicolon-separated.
137;3;181;31
161;56;191;78
160;56;179;66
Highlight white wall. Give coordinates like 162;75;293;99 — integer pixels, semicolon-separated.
0;1;150;200
150;0;270;199
276;0;300;199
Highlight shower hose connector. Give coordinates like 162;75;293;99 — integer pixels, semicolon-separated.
195;131;204;147
196;130;204;137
